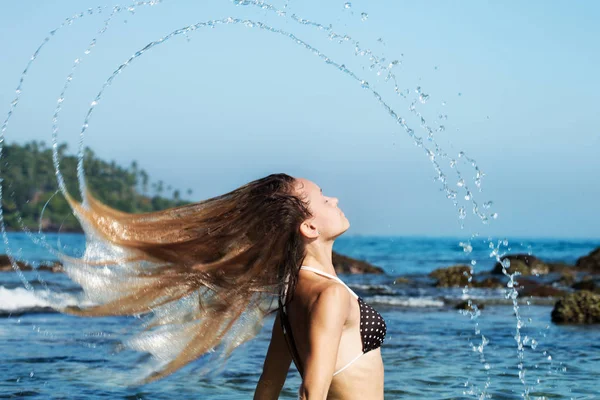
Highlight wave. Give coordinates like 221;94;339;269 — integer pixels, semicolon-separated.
0;286;86;316
348;283;397;295
364;295;445;307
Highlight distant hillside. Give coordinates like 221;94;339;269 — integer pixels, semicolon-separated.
0;140;193;232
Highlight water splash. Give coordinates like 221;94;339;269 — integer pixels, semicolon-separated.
0;0;553;397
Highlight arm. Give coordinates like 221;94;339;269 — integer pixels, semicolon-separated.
254;311;293;400
299;284;351;400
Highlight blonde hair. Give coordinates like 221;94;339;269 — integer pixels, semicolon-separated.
59;173;312;383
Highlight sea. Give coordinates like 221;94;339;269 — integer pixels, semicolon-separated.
0;232;599;399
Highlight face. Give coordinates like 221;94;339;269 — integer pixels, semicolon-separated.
294;177;350;240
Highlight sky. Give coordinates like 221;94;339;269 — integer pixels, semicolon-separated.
0;0;599;239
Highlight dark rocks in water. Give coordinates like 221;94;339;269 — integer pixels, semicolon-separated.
575;248;600;273
551;291;600;324
0;255;63;273
37;261;64;273
455;300;484;311
491;254;550;276
553;270;577;287
429;264;472;287
518;278;567;298
473;277;504;289
572;276;600;294
393;277;411;284
546;262;573;273
0;255;29;271
332;251;384;274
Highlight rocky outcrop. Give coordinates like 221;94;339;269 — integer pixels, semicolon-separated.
332;251;384;274
491;254;551;276
518;278;566;298
429;265;472;287
0;255;29;271
551;291;600;324
572;276;600;294
474;277;504;289
575;248;600;273
0;255;64;273
553;270;577;287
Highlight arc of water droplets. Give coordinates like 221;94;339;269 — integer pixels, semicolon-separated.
0;2;538;396
63;13;502;397
0;1;163;292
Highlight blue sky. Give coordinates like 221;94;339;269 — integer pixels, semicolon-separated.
0;0;599;239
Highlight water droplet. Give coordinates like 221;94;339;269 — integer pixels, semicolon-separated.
483;201;493;209
458;92;462;96
442;101;446;106
491;212;498;219
360;12;368;21
419;93;430;103
457;179;465;187
458;207;466;220
360;80;369;88
344;2;352;9
471;260;477;266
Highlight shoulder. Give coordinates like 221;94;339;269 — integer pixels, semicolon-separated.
309;282;352;319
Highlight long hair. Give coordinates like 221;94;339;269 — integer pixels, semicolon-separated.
58;173;312;383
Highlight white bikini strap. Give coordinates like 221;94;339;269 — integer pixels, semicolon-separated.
300;266;358;299
332;352;365;376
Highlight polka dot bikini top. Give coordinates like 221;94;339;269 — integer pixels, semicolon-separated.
279;266;387;378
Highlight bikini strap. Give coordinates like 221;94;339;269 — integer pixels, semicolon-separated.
300;266;359;299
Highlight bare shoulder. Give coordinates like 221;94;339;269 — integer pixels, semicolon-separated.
308;281;352;319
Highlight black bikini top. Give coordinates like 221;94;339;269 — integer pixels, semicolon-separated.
278;266;386;377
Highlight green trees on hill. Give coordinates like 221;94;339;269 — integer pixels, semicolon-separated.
1;140;193;232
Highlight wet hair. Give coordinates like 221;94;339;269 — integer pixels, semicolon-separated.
59;173;313;383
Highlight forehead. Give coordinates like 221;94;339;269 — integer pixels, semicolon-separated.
295;178;322;196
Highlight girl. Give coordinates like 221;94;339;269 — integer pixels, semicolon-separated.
61;173;385;399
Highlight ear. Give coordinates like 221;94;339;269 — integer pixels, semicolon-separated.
299;220;319;239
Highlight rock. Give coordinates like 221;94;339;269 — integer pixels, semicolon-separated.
575;248;600;273
518;278;567;298
332;251;384;274
0;255;31;271
429;265;472;287
572;276;600;293
491;254;549;276
0;255;64;273
393;277;411;284
546;262;573;273
38;261;64;273
553;270;576;287
551;291;600;324
474;277;504;289
455;300;484;311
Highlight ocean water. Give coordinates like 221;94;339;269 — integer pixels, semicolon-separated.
1;233;599;399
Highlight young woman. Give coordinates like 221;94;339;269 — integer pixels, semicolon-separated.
60;173;386;399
